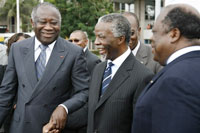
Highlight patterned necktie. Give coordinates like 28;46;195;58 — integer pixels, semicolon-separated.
101;62;114;96
36;44;48;80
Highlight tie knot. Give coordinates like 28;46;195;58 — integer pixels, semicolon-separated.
39;44;48;51
108;62;114;68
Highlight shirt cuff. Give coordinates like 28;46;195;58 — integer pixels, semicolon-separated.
59;104;68;114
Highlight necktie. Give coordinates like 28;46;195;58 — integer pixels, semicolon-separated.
36;44;48;80
101;62;114;96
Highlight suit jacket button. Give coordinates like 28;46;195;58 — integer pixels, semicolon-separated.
22;84;25;88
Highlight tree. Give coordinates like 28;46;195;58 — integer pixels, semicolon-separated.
0;0;38;32
50;0;114;40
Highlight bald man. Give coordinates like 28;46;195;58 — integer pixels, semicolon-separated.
69;30;101;75
123;12;162;74
132;4;200;133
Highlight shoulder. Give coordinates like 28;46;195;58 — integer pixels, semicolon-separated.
57;37;83;52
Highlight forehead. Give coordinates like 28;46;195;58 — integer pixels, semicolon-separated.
70;32;84;39
36;6;59;20
124;15;138;29
94;22;113;34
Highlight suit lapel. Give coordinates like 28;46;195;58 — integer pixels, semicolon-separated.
137;51;200;101
137;66;166;101
29;37;68;101
21;37;38;89
96;53;134;110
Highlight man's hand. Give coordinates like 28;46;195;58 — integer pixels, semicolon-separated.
43;122;59;133
49;106;67;130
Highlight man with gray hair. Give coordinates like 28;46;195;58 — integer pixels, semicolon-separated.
0;2;89;133
69;30;101;75
86;13;153;133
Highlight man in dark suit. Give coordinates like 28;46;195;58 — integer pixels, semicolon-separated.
123;12;162;74
0;2;89;133
132;4;200;133
69;30;101;75
87;13;154;133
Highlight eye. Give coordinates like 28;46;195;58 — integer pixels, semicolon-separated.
131;31;135;36
38;20;46;25
50;21;58;25
99;35;105;39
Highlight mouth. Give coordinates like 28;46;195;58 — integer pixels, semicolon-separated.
97;47;106;55
41;32;55;38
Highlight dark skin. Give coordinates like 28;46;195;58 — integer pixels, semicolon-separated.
123;14;141;50
33;6;67;132
94;22;128;61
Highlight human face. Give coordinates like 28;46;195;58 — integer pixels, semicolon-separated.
94;22;121;61
151;12;174;65
32;6;60;45
69;32;87;48
123;15;140;50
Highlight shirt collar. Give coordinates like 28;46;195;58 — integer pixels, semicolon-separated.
83;46;87;52
132;41;140;56
34;37;56;51
107;47;131;68
166;46;200;65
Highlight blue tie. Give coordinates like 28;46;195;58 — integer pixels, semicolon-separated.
36;44;48;80
101;62;114;95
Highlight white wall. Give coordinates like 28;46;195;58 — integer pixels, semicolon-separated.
165;0;200;13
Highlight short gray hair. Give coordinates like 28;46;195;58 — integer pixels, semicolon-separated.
98;13;131;45
71;30;88;40
31;2;61;25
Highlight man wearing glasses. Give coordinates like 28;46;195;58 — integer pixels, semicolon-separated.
69;30;101;75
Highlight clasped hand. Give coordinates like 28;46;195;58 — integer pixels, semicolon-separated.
43;106;67;133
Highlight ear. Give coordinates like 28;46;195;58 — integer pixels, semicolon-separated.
118;36;126;45
31;19;35;28
169;28;181;43
137;27;141;35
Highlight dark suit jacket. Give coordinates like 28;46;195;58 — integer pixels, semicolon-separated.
133;51;200;133
84;48;101;75
0;37;89;133
87;53;154;133
0;65;6;85
136;42;162;74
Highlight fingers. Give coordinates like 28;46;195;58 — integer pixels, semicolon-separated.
49;106;67;130
43;122;55;133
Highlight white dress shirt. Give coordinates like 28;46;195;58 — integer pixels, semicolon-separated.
166;46;200;65
107;47;131;79
34;37;56;65
34;37;69;113
132;41;140;56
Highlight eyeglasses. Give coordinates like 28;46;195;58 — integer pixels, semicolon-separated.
69;39;80;43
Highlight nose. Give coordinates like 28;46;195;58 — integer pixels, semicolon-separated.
150;36;154;47
94;37;101;46
44;22;53;30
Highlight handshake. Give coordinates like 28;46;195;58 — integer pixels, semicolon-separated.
43;106;67;133
43;122;60;133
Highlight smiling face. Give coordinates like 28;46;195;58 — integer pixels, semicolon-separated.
94;22;121;61
32;6;60;45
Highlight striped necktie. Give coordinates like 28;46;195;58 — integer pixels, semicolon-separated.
101;62;114;96
36;44;48;80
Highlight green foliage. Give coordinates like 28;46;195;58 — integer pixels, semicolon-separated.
0;0;38;32
50;0;114;40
